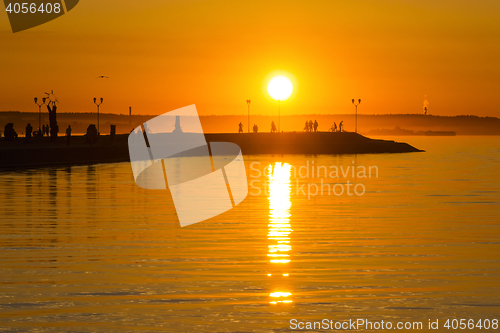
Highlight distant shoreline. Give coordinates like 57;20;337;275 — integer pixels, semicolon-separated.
1;112;499;136
367;127;456;136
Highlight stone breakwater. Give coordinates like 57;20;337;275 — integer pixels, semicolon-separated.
0;132;422;169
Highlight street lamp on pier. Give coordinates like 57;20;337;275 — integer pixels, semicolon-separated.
34;97;46;134
352;99;361;133
247;100;251;133
93;97;104;135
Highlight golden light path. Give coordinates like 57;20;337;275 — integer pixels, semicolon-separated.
267;162;293;305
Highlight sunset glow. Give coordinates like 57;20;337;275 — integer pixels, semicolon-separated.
1;1;499;117
1;1;499;331
267;75;294;102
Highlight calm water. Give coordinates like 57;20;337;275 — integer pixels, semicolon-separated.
0;136;499;332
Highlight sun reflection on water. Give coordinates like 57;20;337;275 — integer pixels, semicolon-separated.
267;162;293;304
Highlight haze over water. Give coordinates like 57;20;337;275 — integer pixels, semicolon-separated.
0;136;499;332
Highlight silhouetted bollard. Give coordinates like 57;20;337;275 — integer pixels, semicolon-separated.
86;124;98;145
110;125;116;141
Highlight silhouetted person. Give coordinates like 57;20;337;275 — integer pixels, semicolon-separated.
339;121;344;132
304;121;309;132
238;122;243;133
41;124;45;136
333;122;337;132
253;124;258;133
314;120;318;132
271;121;277;133
4;123;18;142
66;125;72;146
45;124;49;136
25;123;33;142
309;120;313;132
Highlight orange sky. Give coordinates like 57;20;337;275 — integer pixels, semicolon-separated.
1;0;499;117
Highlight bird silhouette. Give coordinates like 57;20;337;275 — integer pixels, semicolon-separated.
96;76;109;79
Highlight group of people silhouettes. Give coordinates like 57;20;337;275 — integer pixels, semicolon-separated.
2;122;73;145
329;121;343;132
238;119;349;133
40;124;51;137
237;122;261;133
304;120;319;132
2;123;18;142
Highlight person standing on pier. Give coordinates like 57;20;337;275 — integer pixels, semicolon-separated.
238;122;243;133
339;121;343;132
25;123;33;142
314;120;318;132
66;125;72;146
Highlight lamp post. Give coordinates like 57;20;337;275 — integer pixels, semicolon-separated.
352;99;361;133
34;97;47;133
278;100;281;133
246;100;251;133
93;97;104;135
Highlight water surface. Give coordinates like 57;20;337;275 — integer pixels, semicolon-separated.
0;136;499;332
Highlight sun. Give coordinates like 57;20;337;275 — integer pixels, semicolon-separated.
267;75;294;101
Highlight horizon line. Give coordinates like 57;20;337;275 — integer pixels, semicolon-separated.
0;110;495;118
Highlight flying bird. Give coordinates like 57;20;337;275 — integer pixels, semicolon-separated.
96;76;109;79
